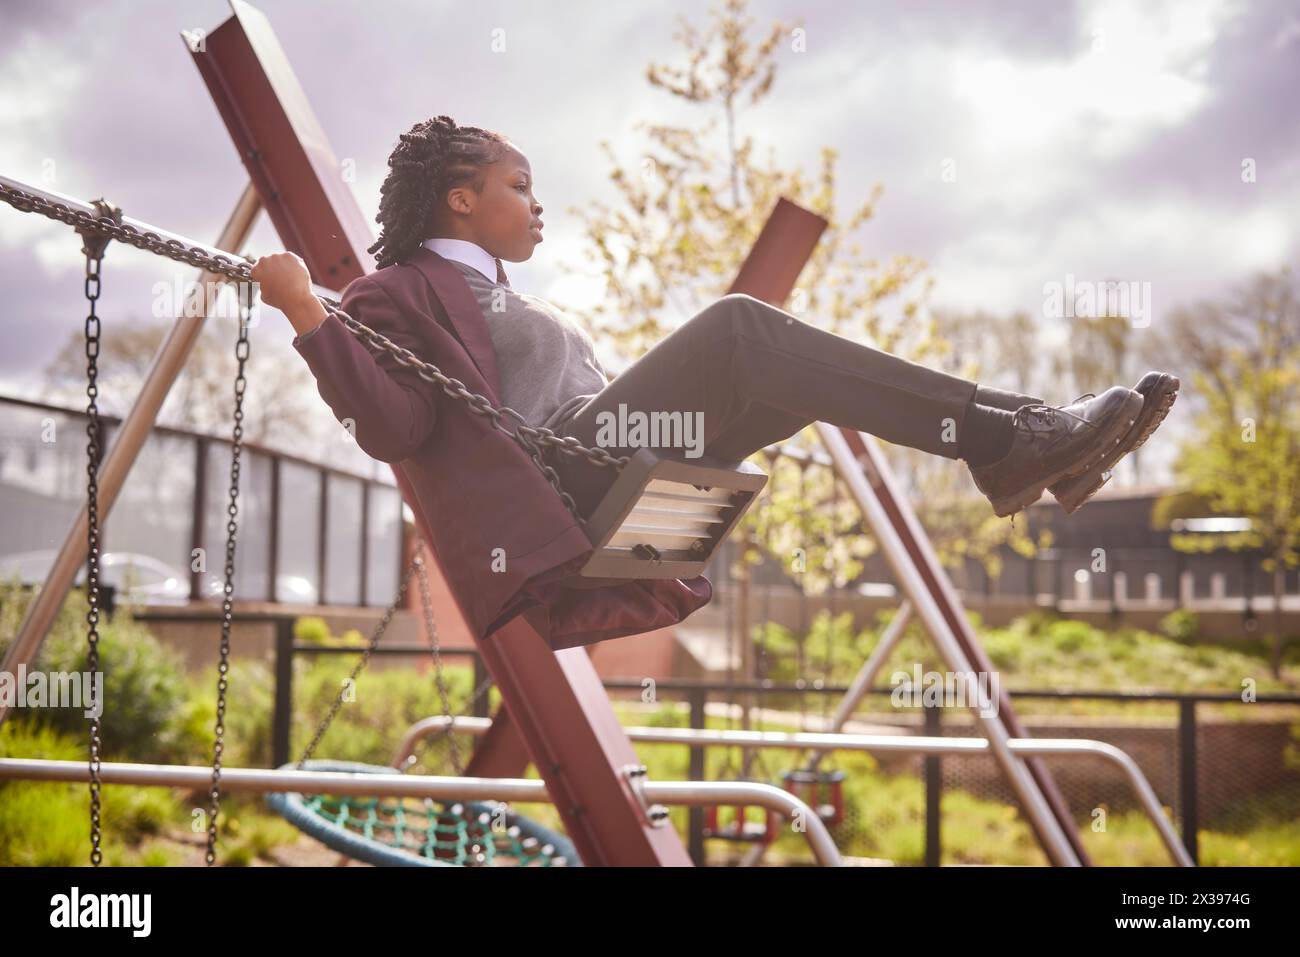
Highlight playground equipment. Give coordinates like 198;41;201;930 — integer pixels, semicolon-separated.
265;760;582;867
0;170;811;866
0;158;1188;863
0;757;845;866
572;449;768;582
0;0;789;866
775;451;850;829
265;537;571;867
0;0;1190;868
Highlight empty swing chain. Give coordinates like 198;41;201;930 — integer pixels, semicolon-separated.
294;559;418;769
0;183;630;525
295;543;494;774
413;542;473;776
75;199;120;868
204;285;252;866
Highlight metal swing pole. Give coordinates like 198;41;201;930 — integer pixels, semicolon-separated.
0;178;267;728
816;424;1086;865
763;436;1084;864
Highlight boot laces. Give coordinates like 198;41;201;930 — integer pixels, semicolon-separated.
1013;401;1099;433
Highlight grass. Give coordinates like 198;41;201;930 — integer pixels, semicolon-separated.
757;607;1300;722
6;659;1295;867
0;720;305;866
0;721;180;866
2;575;1295;867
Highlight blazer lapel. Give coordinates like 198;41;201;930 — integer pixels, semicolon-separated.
405;246;503;403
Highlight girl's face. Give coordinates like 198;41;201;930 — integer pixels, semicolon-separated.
439;143;544;264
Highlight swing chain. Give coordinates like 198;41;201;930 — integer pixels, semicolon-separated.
412;541;465;776
204;281;252;865
322;310;622;523
74;198;120;868
407;541;498;774
0;183;629;525
294;557;417;769
294;541;496;774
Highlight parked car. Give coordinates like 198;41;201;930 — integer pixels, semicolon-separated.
0;549;191;604
0;550;319;604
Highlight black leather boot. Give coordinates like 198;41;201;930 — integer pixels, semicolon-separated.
1048;372;1180;514
968;386;1144;517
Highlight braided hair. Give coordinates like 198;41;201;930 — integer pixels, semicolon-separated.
367;115;510;270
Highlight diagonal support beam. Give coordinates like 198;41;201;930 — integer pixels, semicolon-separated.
820;426;1090;865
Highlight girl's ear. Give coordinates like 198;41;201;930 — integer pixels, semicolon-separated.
443;183;476;217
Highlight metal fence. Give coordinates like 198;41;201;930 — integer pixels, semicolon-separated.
265;635;1300;866
0;395;405;608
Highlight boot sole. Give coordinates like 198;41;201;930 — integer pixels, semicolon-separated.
1051;376;1180;514
987;392;1144;518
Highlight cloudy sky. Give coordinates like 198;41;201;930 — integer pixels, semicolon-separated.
1;0;1296;480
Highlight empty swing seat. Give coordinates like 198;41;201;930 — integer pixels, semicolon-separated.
569;448;768;586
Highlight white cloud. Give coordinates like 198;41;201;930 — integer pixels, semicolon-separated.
952;0;1242;163
930;178;1300;325
0;30;86;137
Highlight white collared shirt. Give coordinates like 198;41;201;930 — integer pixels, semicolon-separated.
421;237;503;285
294;237;504;345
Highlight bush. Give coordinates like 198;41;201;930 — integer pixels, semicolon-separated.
0;581;204;764
1159;609;1201;642
293;616;333;645
1043;619;1096;654
0;721;181;866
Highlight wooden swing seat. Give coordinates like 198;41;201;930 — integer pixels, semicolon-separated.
562;448;768;588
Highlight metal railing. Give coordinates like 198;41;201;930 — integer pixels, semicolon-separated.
0;394;404;608
0;758;843;867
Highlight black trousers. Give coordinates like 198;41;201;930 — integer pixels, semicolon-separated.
550;293;1040;519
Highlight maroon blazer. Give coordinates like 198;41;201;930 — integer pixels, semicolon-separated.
291;246;713;650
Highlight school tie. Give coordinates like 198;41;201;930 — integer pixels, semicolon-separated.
495;258;511;288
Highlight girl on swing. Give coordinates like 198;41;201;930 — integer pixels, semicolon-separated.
252;115;1177;523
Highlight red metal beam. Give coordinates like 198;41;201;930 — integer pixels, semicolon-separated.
189;0;702;865
188;0;372;289
726;196;827;302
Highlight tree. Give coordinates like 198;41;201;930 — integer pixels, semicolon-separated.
930;307;1042;398
1157;266;1300;676
38;303;331;461
555;0;1034;631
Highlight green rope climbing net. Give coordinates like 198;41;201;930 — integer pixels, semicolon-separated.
266;761;582;867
